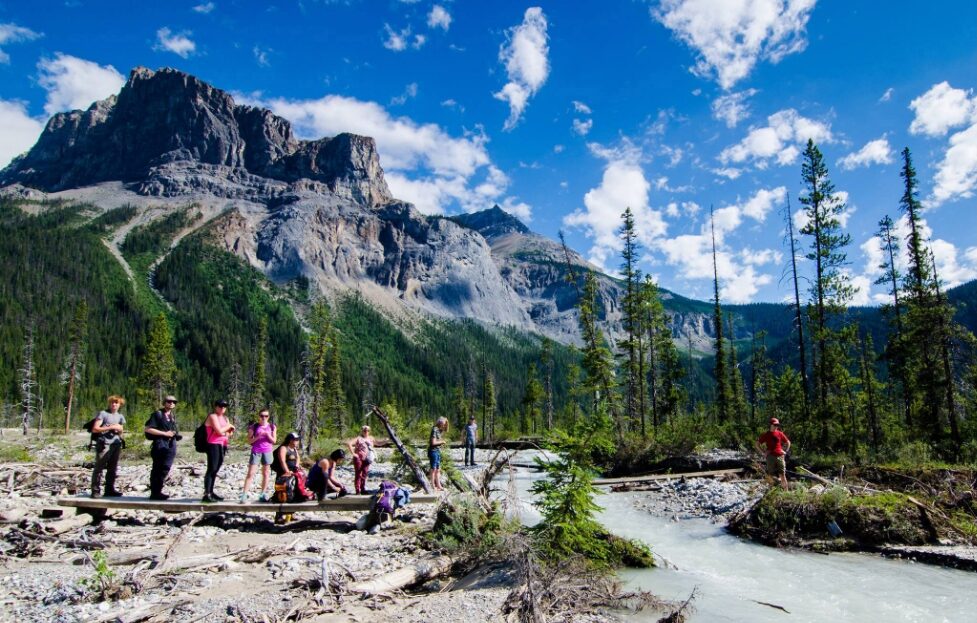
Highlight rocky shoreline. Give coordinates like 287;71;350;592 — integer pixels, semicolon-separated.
0;446;518;623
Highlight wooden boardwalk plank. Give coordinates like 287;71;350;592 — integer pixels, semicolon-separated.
593;467;746;486
57;494;440;513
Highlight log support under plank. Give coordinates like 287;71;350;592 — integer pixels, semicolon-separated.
593;467;746;486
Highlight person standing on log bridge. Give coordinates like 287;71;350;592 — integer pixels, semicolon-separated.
90;395;127;498
144;395;180;500
241;409;277;502
202;399;235;503
464;416;478;467
756;417;791;490
428;417;449;491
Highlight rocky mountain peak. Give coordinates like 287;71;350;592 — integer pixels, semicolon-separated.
0;66;392;206
451;205;531;239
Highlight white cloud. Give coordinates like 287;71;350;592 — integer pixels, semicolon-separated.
383;24;425;51
711;88;757;128
253;46;270;67
713;166;742;179
652;0;817;90
563;142;667;271
572;100;592;115
838;136;893;170
390;82;418;106
572;118;593;136
739;185;786;220
740;247;782;266
553;144;565;154
879;87;893;103
240;92;525;216
719;108;832;168
154;27;196;58
494;7;549;131
500;196;532;222
931;122;977;206
0;99;44;168
658;232;772;303
192;2;215;14
0;22;41;63
427;5;452;31
909;81;977;137
849;272;872;306
37;54;125;116
440;99;464;113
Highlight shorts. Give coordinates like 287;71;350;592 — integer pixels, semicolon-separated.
428;448;441;469
766;454;786;477
249;451;274;466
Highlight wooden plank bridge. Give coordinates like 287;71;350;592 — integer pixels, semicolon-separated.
58;493;440;514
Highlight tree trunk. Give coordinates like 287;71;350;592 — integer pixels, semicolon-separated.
371;406;433;493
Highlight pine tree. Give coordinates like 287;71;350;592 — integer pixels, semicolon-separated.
139;313;177;408
293;366;314;453
784;194;810;408
307;301;331;433
325;326;345;434
481;366;496;442
248;317;269;414
226;362;245;426
19;321;38;435
559;232;620;428
749;330;772;428
875;214;911;427
710;207;731;422
62;300;87;434
900;148;931;303
521;363;544;435
452;379;469;431
798;139;854;445
617;207;643;432
727;314;748;422
540;338;555;430
858;333;884;453
931;251;963;450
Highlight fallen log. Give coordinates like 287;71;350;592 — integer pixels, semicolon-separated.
593;468;746;486
41;513;91;535
349;554;456;595
371;405;433;494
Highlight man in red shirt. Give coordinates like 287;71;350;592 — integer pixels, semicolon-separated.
756;417;791;490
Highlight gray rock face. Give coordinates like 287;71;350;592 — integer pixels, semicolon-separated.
0;67;392;206
0;66;721;348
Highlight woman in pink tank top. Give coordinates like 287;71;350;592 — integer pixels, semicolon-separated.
202;399;235;502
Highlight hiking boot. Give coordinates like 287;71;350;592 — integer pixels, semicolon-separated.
104;489;123;497
91;491;103;499
149;493;170;501
201;494;215;503
210;493;225;502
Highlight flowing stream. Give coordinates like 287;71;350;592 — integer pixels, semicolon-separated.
507;460;977;623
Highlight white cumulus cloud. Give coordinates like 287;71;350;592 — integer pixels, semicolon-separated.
0;99;45;168
931;122;977;206
154;27;196;58
719;108;832;168
427;5;451;31
37;54;125;116
562;142;666;271
838;136;893;170
909;81;977;137
572;118;593;136
494;7;549;131
572;100;592;115
711;88;758;128
0;22;41;63
192;2;215;14
652;0;817;90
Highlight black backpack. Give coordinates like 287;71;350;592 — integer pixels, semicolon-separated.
82;416;98;449
194;423;208;453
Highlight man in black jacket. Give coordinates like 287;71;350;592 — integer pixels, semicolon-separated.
144;395;180;500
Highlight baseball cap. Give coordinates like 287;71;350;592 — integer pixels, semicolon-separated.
769;417;780;426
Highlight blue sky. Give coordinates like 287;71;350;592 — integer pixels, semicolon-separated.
0;1;975;304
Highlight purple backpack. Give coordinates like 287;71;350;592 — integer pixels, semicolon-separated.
373;480;400;515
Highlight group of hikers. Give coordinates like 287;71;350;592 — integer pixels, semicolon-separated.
89;393;791;502
88;394;483;501
89;395;373;503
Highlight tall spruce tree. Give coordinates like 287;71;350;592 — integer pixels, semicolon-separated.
521;363;544;435
617;207;643;432
783;194;810;408
727;314;749;423
875;214;911;427
307;300;332;437
139;313;177;408
19;321;38;435
540;338;555;430
62;300;87;434
248;317;269;414
324;326;345;434
749;330;772;427
481;365;496;442
710;207;731;422
798;139;854;445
